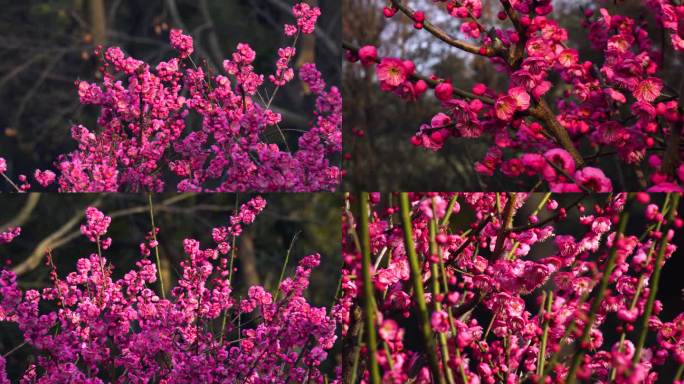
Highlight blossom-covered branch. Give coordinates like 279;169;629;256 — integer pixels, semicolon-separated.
345;0;684;191
336;192;684;383
2;1;341;193
0;197;337;383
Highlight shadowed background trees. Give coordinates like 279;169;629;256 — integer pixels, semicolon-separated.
0;0;341;187
0;193;342;379
343;0;684;191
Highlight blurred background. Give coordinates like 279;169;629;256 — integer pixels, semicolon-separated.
0;0;341;190
343;0;684;191
0;193;342;379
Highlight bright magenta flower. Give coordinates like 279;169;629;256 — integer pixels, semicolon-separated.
377;58;408;88
495;95;517;121
358;45;378;66
634;77;663;102
574;166;613;192
435;82;454;102
169;29;193;58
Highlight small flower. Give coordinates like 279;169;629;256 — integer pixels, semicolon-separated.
0;227;20;245
434;82;453;102
574;167;613;192
284;24;298;36
543;148;576;181
33;169;56;187
495;95;517;121
634;77;663;103
358;45;378;66
558;48;579;67
431;310;449;333
377;58;408;88
472;83;487;95
508;87;530;111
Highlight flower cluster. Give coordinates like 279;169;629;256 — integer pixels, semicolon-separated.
0;197;337;383
337;192;684;383
346;0;684;191
2;1;340;193
80;206;112;244
0;227;20;245
169;28;194;58
291;2;322;35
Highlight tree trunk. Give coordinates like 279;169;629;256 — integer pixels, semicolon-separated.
238;230;261;288
89;0;107;46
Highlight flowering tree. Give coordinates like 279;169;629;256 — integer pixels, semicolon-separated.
0;196;337;382
1;1;341;193
336;192;684;383
344;0;684;192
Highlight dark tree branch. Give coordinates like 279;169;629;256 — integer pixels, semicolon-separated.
389;0;494;57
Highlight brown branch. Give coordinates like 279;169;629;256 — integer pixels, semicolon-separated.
89;0;107;46
529;99;585;167
390;0;494;57
342;41;495;105
238;230;261;288
0;193;40;231
490;193;517;261
499;0;526;65
342;305;363;384
0;53;47;90
509;194;585;232
12;196;104;276
197;0;225;68
445;213;494;268
11;194;195;276
13;53;64;130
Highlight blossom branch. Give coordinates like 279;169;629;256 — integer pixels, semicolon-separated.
491;193;517;261
389;0;494;57
498;0;526;65
342;41;495;105
529;100;585;167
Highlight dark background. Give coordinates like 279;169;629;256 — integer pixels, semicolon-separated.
0;193;342;380
342;0;684;191
0;0;341;191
